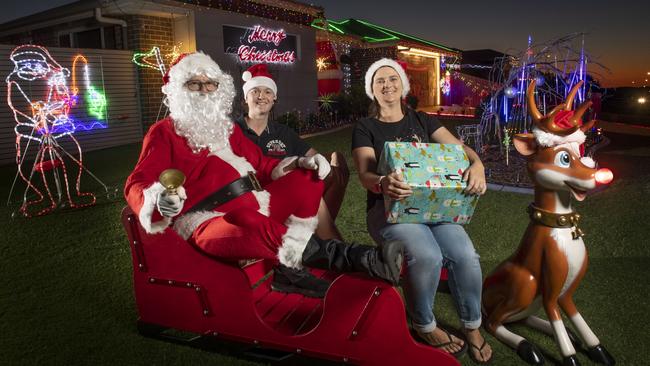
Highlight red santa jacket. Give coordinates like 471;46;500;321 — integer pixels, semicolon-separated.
124;118;284;238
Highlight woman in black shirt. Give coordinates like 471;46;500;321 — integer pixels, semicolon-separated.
352;58;492;364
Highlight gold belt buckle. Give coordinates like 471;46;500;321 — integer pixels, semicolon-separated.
248;171;262;191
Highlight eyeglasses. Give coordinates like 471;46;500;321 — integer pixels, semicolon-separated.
185;80;219;92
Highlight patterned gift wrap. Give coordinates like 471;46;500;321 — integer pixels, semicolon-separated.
378;142;480;224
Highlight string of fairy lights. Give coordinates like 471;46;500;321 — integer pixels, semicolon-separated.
175;0;320;26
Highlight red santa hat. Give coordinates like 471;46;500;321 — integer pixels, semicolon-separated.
162;52;190;85
242;63;277;97
364;58;410;99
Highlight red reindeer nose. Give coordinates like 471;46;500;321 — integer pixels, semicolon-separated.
595;168;613;184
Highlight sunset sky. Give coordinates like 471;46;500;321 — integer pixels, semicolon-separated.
3;0;648;87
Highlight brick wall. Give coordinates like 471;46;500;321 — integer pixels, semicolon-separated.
123;15;174;129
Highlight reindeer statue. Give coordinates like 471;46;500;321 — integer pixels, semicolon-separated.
481;80;615;366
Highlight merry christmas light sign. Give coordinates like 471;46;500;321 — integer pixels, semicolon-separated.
223;25;297;64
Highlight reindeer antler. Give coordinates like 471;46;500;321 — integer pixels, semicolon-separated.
527;80;591;136
564;81;582;110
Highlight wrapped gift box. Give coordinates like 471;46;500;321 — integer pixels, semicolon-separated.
377;142;480;224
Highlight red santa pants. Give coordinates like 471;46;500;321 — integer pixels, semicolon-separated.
189;169;324;261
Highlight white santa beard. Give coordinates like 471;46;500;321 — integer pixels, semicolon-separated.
168;89;234;153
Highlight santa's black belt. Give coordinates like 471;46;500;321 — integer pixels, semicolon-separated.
186;171;263;213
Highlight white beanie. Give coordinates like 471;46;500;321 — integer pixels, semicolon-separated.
242;63;277;97
364;58;410;99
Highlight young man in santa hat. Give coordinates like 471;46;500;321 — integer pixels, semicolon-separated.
124;52;403;298
236;63;349;242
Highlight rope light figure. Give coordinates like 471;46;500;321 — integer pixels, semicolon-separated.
6;45;108;217
133;46;170;121
72;55;108;121
132;46;166;75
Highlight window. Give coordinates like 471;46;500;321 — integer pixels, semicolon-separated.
59;26;124;50
75;28;102;48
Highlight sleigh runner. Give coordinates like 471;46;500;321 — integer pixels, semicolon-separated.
122;207;459;365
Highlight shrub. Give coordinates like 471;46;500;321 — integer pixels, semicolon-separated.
276;110;303;131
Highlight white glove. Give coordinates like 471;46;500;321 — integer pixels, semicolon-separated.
298;153;331;180
156;186;187;218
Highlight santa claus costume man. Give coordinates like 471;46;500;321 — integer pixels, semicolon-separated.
124;52;403;298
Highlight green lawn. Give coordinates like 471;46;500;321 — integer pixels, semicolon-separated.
1;127;648;365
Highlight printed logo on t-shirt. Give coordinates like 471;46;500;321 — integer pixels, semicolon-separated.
395;129;425;143
265;139;287;157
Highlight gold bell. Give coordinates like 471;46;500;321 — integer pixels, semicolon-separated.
159;168;186;195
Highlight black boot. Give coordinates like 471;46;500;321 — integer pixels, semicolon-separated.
271;264;331;298
301;235;404;286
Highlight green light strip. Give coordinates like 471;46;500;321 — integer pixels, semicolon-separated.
311;18;457;54
363;35;400;42
328;23;345;34
356;19;401;43
311;22;328;32
310;19;345;34
357;19;456;52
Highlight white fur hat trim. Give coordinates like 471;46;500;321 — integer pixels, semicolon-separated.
533;127;586;147
364;58;410;99
243;76;277;97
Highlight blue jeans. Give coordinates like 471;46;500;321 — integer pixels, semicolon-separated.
367;201;483;333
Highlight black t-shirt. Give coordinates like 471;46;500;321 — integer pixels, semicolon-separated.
351;109;443;210
235;116;311;158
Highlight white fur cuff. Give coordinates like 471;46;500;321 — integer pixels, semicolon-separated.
140;182;172;234
278;215;318;269
173;210;224;240
271;156;298;181
533;127;585;147
252;190;270;217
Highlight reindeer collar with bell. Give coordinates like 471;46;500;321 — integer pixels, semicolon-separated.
527;204;585;239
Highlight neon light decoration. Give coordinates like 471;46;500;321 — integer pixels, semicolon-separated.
132;46;172;122
72;55;107;120
86;85;107;119
237;45;296;63
248;25;286;46
132;46;166;75
6;45;109;217
223;25;297;64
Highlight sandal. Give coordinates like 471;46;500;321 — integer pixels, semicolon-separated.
416;328;468;359
467;338;493;364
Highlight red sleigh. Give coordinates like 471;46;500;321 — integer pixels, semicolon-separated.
122;207;458;365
